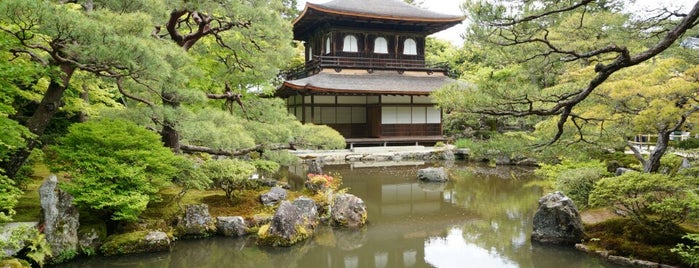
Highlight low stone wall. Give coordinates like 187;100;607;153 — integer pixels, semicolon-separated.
292;146;466;164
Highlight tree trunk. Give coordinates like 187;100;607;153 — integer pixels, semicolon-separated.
2;64;76;178
161;91;181;153
644;131;671;173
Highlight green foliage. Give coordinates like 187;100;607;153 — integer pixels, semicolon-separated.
200;158;256;202
0;225;51;266
536;159;607;181
251;159;280;178
454;132;535;162
678;138;699;149
589;172;699;227
294;124;345;150
0;175;21;222
554;167;608;208
48;119;180;221
672;233;699;267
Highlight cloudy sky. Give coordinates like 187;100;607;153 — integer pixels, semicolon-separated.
297;0;696;45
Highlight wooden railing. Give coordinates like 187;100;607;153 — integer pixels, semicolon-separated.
282;55;451;80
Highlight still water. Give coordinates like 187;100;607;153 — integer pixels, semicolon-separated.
57;161;621;268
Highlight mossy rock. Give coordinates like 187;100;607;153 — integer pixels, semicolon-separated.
257;223;311;247
99;230;172;256
0;258;30;268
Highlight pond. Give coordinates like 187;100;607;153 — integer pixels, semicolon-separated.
55;161;621;268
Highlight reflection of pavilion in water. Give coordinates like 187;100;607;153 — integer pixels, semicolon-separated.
284;164;474;268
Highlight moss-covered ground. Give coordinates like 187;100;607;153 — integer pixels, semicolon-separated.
582;217;699;266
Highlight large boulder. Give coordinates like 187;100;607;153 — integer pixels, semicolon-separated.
39;175;79;261
331;194;367;228
176;204;216;237
531;191;584;245
293;197;319;229
100;230;171;256
260;187;287;206
216;216;248;237
257;199;319;247
417;167;448;182
306;159;323;175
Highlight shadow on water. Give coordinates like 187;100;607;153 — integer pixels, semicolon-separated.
56;161;622;268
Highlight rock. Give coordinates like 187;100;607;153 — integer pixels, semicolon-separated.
216;216;248;237
77;227;103;255
177;204;216;237
257;200;317;247
100;230;171;256
260;187;288;206
679;158;692;171
292;197;319;229
331;194;367;228
307;159;323;175
531;191;584;245
615;167;634;176
515;158;538;166
441;150;455;161
249;214;273;228
417;167;448;182
39;174;79;261
495;155;512;165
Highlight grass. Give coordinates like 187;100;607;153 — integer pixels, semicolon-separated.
12;163;51;222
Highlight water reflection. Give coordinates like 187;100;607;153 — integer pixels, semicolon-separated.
57;162;621;268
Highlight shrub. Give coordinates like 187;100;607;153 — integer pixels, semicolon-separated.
294;124;345;150
677;138;699;149
672;233;699;267
251;159;280;178
589;172;699;228
0;174;21;222
554;167;607;208
200;158;256;202
48;119;181;221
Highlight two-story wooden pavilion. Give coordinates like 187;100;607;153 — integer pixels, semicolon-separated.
276;0;464;146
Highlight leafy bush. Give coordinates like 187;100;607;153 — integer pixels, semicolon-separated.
0;225;51;266
200;158;256;201
0;174;21;222
672;233;699;267
455;132;535;161
48;119;181;221
294;124;345;150
677;138;699;149
554;167;607;208
251;159;280;178
589;172;699;228
536;159;607;181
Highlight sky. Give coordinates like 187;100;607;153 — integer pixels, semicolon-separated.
296;0;696;46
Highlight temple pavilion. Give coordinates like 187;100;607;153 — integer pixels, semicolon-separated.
276;0;464;147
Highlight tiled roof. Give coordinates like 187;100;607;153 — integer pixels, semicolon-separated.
306;0;464;21
279;71;457;96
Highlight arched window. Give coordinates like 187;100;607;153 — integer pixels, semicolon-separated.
374;37;388;54
325;36;331;54
308;45;313;60
403;38;417;55
343;35;358;52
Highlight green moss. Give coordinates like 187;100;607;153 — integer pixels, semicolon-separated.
100;230;171;256
256;223;312;247
583;218;687;266
0;258;29;268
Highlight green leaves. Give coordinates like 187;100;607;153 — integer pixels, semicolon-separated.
589;172;699;225
48;119;180;221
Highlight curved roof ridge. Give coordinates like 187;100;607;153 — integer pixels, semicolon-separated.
299;0;464;23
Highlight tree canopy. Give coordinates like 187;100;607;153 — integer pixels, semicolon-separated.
435;0;699;172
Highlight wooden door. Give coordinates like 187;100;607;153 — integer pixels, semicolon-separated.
367;106;381;138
